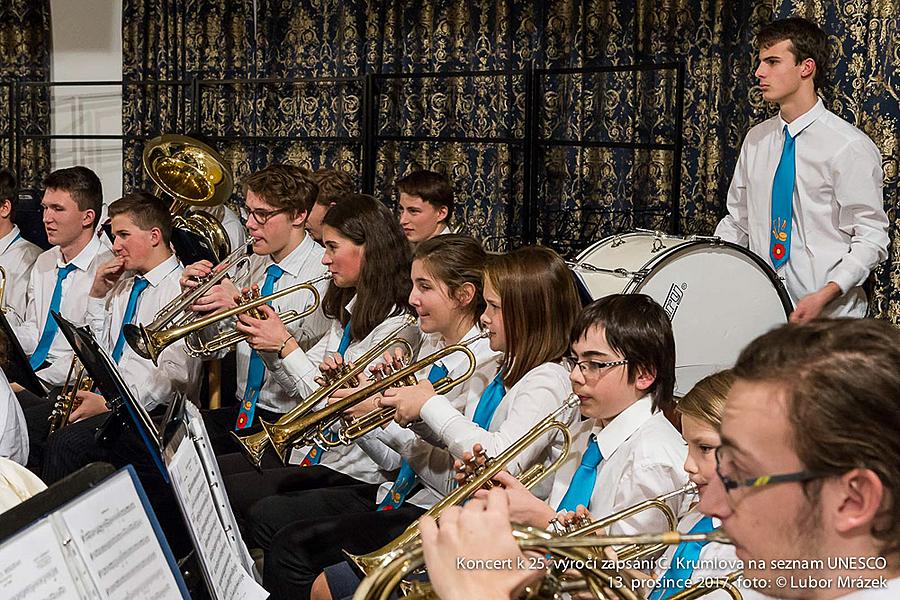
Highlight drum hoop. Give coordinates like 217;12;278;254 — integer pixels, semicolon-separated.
628;238;793;318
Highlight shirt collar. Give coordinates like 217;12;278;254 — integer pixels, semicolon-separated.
779;97;825;138
139;254;180;287
0;225;21;255
56;234;103;271
590;396;654;458
268;232;315;278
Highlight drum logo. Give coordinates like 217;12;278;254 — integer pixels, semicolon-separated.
663;283;685;320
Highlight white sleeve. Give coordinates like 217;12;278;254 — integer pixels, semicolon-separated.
714;137;750;245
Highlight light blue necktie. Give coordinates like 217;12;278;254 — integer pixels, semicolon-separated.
649;516;717;600
769;125;796;269
111;276;149;363
471;372;505;429
235;264;285;430
556;434;603;512
301;319;353;465
376;363;450;511
29;263;78;369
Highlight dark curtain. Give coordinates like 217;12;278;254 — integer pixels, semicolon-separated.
0;1;51;189
122;0;898;322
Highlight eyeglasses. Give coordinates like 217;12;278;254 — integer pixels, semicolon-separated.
562;356;628;381
715;446;828;497
246;207;289;225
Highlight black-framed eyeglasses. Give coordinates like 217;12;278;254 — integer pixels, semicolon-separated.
246;207;289;225
562;356;628;379
715;446;828;495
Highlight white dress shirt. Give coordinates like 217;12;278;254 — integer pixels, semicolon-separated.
17;235;113;388
0;226;41;326
715;98;889;317
547;397;690;535
271;299;422;485
356;324;502;509
85;254;200;411
192;233;331;414
415;361;578;501
0;369;28;465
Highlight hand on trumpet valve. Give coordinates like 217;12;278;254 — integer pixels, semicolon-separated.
179;260;214;291
553;505;594;533
235;303;290;352
190;277;240;314
68;390;109;423
379;378;436;427
419;488;542;600
453;443;490;484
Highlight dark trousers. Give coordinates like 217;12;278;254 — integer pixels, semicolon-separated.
202;405;282;456
19;389;56;471
251;485;425;600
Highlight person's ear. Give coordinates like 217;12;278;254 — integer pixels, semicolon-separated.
436;205;449;223
453;282;476;308
292;209;308;228
633;365;657;392
800;57;816;80
832;468;885;536
0;199;11;220
149;226;162;247
82;209;96;229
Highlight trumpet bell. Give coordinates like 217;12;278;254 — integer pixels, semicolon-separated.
123;323;156;363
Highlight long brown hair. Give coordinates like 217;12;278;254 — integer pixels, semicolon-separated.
484;246;580;387
413;234;486;326
321;194;413;340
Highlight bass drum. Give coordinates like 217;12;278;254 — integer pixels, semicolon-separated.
571;231;792;395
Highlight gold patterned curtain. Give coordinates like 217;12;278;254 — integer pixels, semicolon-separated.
122;0;898;322
0;1;51;188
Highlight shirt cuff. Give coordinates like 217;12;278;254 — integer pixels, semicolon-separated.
828;263;866;295
280;347;318;383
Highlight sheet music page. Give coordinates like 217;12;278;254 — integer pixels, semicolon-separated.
168;437;268;600
183;402;257;576
58;470;182;600
0;519;84;599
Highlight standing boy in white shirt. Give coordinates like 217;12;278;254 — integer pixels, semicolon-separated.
0;169;41;326
464;293;689;536
715;17;888;320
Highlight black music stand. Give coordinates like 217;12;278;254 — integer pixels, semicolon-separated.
0;310;46;398
50;312;170;484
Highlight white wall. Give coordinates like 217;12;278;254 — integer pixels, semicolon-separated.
50;0;123;206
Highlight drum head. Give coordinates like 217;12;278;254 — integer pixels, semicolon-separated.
635;242;791;394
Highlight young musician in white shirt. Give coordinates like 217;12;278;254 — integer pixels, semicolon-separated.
714;17;888;320
0;169;41;326
218;193;419;494
40;191;201;483
181;165;331;453
303;245;583;600
704;319;899;599
396;170;454;245
17;166;111;390
459;294;689;538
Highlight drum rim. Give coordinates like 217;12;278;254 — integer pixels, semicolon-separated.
627;238;793;318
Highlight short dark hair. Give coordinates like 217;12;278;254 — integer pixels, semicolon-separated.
757;16;829;91
396;170;453;220
733;319;900;559
108;190;173;245
0;169;16;220
321;194;413;341
311;168;354;207
570;294;676;414
43;166;103;228
241;164;318;215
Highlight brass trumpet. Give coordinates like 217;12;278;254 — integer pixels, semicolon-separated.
125;243;328;364
233;315;419;467
48;357;93;434
275;330;489;451
347;394;580;575
354;526;741;600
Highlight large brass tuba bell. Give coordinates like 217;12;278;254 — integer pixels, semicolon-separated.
143;134;234;263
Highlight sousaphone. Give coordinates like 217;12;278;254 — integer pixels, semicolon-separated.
143;134;234;263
